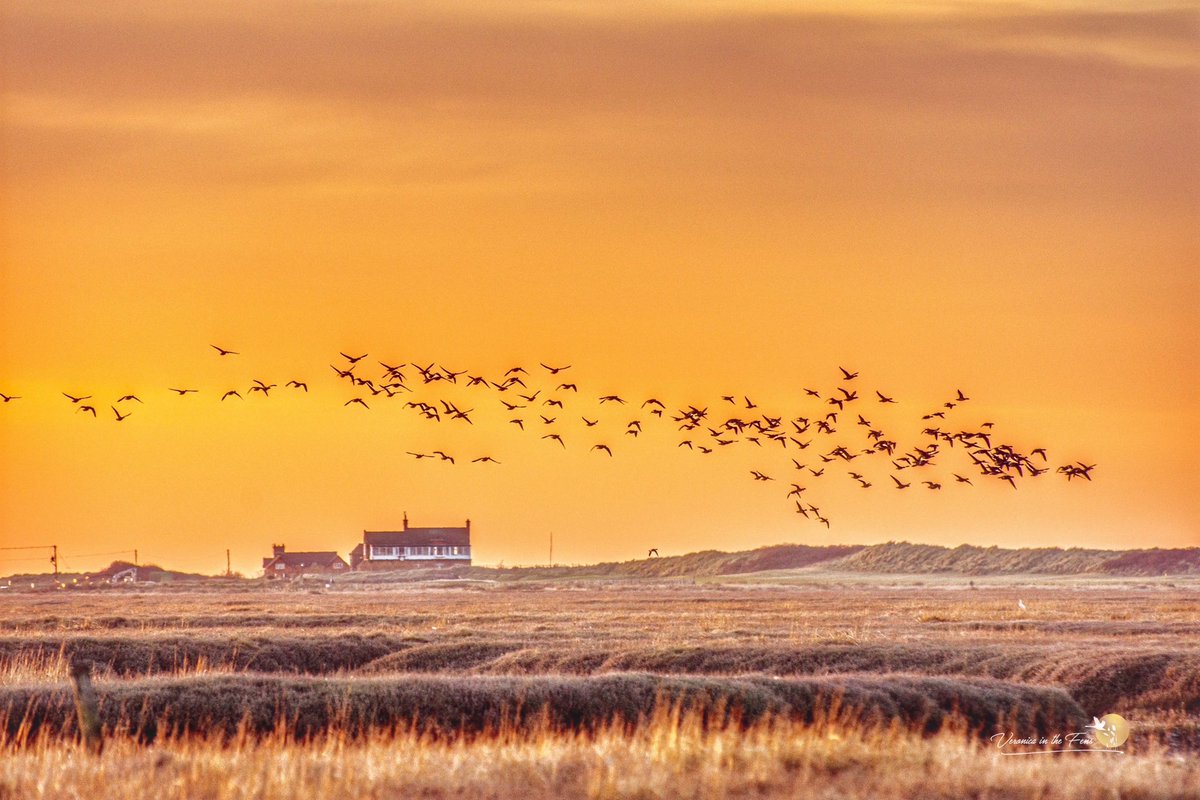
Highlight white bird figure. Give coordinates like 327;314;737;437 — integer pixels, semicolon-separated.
1018;599;1027;611
1085;716;1107;732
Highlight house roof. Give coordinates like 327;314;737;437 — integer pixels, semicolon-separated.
364;528;470;547
262;551;348;569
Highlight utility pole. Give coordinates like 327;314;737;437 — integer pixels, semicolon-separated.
0;545;61;580
226;549;231;577
133;549;138;566
548;531;553;568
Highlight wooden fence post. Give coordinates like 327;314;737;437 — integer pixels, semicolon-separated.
70;660;104;754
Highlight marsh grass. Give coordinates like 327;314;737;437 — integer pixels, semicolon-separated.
1;705;1196;800
1;583;1196;797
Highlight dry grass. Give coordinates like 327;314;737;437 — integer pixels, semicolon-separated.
2;708;1197;800
2;672;1085;743
1;581;1197;797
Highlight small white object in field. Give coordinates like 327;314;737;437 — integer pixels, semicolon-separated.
1018;599;1027;611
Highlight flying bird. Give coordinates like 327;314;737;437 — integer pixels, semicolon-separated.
117;394;142;403
340;352;368;364
77;405;97;416
210;345;239;356
471;456;501;464
875;391;897;404
591;444;613;456
540;363;571;374
63;393;92;403
111;406;130;421
168;388;198;396
344;398;369;409
221;390;242;401
543;433;566;448
648;548;659;557
839;366;858;380
286;380;308;391
1;393;22;402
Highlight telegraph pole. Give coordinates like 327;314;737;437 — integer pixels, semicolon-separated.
226;549;231;577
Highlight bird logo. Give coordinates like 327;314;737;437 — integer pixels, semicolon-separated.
1084;714;1129;749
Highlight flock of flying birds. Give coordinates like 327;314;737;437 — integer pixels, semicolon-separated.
0;344;1096;528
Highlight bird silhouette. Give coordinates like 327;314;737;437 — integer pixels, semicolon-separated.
472;456;500;464
340;352;368;364
286;380;308;391
592;444;613;456
117;394;142;403
875;391;897;404
540;363;571;374
582;417;598;427
344;398;369;409
77;405;97;416
111;406;130;421
210;345;239;356
891;475;910;489
839;366;858;380
63;393;92;403
543;433;565;448
0;393;22;402
221;390;242;401
168;388;197;396
648;548;659;557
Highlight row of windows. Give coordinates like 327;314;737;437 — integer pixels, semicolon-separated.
370;545;469;557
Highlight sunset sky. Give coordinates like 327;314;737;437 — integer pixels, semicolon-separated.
1;1;1197;575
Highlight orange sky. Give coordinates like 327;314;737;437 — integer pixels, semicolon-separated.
1;1;1197;576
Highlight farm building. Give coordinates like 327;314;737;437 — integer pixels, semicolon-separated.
350;515;472;570
261;544;349;579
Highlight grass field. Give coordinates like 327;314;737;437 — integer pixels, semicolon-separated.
1;576;1198;798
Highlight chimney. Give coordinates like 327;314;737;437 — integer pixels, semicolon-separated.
466;519;471;533
403;512;408;530
272;544;285;557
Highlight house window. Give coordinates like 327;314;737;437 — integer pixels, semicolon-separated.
274;563;285;570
